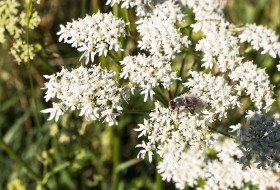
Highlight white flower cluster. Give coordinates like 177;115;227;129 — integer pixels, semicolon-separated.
183;71;241;120
120;54;179;102
135;101;216;165
57;12;127;64
187;0;243;72
239;23;280;71
147;0;184;23
185;0;224;21
194;20;242;72
106;0;152;8
106;0;154;16
239;24;280;59
230;61;275;111
136;1;191;59
41;65;129;126
158;138;280;190
186;0;275;112
231;111;280;169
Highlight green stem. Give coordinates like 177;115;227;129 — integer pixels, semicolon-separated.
121;7;132;32
52;137;76;189
154;88;169;107
26;0;45;149
36;54;56;74
0;136;42;184
208;126;236;140
113;3;118;17
81;0;86;17
174;54;187;98
26;1;55;187
121;7;138;50
108;52;120;64
154;93;168;107
92;0;100;13
112;121;121;190
122;110;151;114
90;125;108;190
156;155;162;190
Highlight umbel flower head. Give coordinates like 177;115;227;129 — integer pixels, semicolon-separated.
239;23;280;59
106;0;153;8
135;71;245;165
183;71;241;120
106;0;154;16
136;1;190;59
57;11;127;64
41;65;129;126
157;138;280;190
231;111;280;169
135;101;216;166
120;54;180;102
238;23;280;71
229;61;275;111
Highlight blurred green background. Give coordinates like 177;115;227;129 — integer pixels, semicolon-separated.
0;0;279;189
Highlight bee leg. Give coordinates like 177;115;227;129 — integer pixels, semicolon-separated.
187;106;195;115
177;108;179;118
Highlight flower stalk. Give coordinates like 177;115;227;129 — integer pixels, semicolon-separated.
0;136;43;186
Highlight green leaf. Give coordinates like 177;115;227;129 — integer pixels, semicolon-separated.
115;158;142;172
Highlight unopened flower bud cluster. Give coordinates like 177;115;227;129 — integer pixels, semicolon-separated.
7;178;26;190
158;138;280;189
231;111;280;169
41;65;129;126
10;39;35;63
0;0;40;64
57;12;127;64
135;101;216;165
120;54;179;102
136;1;190;59
0;0;22;41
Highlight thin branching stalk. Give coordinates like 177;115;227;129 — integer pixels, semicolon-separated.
174;54;187;98
26;1;56;187
0;136;45;187
112;123;121;190
122;7;132;32
156;155;162;190
81;0;86;17
208;126;237;140
113;3;118;17
122;110;152;114
26;0;45;149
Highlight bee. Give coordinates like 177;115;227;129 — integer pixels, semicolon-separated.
169;93;203;116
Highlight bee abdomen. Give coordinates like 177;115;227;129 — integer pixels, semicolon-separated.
185;96;198;107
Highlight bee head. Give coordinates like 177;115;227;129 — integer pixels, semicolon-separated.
169;100;176;110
